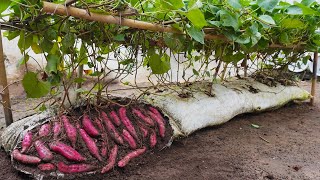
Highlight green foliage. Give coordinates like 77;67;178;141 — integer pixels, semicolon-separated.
2;0;320;100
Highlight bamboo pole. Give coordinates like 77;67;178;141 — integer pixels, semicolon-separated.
0;31;13;126
310;52;318;105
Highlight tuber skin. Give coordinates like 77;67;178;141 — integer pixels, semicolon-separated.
119;107;138;140
101;111;124;145
118;147;147;168
53;122;62;140
149;130;157;148
139;125;148;138
101;145;118;174
38;163;56;171
148;111;165;138
94;118;104;132
101;141;108;157
82;114;100;137
39;123;51;137
34;140;53;162
12;149;41;164
79;128;102;161
57;162;95;174
149;107;165;121
122;129;137;149
21;131;33;153
132;108;155;126
49;141;86;162
109;111;121;126
61;115;77;147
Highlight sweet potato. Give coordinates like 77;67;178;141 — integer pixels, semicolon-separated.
82;114;100;137
148;111;165;138
21;131;32;153
39;123;51;137
132;108;154;126
34;140;53;162
61;115;77;147
139;125;148;138
109;111;121;126
12;149;41;164
57;162;95;174
118;107;138;140
94;118;104;132
101;111;124;145
149;130;157;148
117;147;146;168
53;122;62;140
101;145;118;174
122;129;137;149
79;128;102;161
101;141;108;157
149;107;165;121
49;141;86;162
38;163;56;171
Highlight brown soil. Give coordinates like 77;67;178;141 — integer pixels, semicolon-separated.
1;82;320;180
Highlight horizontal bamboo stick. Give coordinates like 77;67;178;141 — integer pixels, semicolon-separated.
42;1;303;50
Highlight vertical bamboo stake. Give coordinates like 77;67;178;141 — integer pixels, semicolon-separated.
0;31;13;126
310;52;318;105
76;64;83;99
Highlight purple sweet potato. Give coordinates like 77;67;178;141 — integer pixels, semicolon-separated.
12;149;41;164
82;114;100;137
21;131;32;153
34;140;53;161
117;147;146;168
132;108;154;126
148;111;165;138
139;125;148;138
57;162;95;174
49;141;86;162
109;111;121;126
101;145;118;174
101;111;124;145
94;118;104;132
101;141;108;157
38;163;56;171
118;107;138;140
53;122;62;140
149;130;157;148
61;115;77;147
79;128;102;161
39;123;51;137
122;129;137;149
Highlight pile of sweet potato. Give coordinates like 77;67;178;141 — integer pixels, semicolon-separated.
11;104;171;176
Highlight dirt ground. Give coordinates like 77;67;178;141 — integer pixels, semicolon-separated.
0;81;320;180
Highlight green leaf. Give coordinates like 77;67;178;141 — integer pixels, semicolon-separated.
0;0;11;14
258;15;275;26
164;34;185;52
192;69;199;76
44;28;57;41
280;32;290;44
257;0;280;11
294;2;320;15
208;21;221;27
219;10;239;30
301;0;315;6
281;19;305;29
3;30;19;40
40;39;53;53
39;104;47;112
31;43;42;54
74;78;86;83
62;33;75;48
287;5;303;15
186;25;205;44
45;54;60;73
22;72;51;98
188;0;203;10
159;0;184;10
186;9;207;29
79;43;88;65
119;59;134;65
18;31;32;52
113;34;125;41
147;53;171;74
227;0;242;9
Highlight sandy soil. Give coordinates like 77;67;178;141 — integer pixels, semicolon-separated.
0;81;319;180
